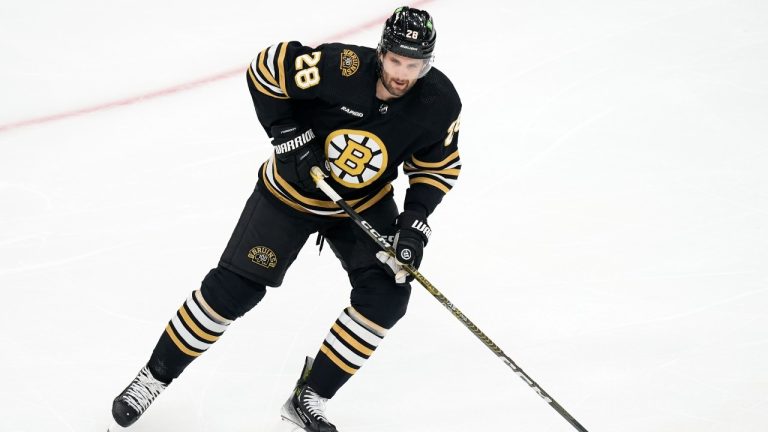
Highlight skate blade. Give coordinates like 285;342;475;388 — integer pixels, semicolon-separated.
280;416;307;431
280;407;303;429
107;421;128;431
280;402;307;431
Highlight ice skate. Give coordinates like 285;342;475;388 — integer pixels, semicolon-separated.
280;357;338;432
109;366;168;429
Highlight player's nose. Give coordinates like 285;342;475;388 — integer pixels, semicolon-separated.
393;67;410;80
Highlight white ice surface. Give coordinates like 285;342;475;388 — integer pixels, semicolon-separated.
1;0;768;431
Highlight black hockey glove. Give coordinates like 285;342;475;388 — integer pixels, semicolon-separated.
376;210;431;284
271;123;329;191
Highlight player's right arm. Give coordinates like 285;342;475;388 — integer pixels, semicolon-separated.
246;41;332;191
246;41;328;135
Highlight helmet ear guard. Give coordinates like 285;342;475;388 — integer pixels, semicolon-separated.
377;6;436;78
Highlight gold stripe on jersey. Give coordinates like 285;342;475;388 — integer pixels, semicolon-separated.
262;160;341;215
260;159;393;217
257;48;279;87
165;324;202;357
405;163;459;181
351;184;393;214
248;42;291;99
411;150;460;169
262;172;314;214
248;66;288;100
409;176;451;194
404;149;461;195
277;42;289;97
272;161;344;209
320;344;358;374
406;167;461;177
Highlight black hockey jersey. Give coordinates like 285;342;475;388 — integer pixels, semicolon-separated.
247;41;462;218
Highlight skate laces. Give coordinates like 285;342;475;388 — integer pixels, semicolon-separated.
122;367;167;413
301;387;329;422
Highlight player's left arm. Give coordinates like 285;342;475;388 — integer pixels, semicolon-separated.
377;110;462;283
402;112;462;218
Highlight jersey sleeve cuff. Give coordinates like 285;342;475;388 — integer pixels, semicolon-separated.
404;183;446;218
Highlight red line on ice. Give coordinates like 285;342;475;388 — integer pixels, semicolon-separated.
0;0;433;134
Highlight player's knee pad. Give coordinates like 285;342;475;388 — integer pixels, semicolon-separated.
200;266;267;320
349;267;412;329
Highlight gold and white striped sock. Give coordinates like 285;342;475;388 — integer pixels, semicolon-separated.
318;307;388;375
164;290;232;357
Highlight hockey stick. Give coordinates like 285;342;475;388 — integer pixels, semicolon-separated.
310;167;589;432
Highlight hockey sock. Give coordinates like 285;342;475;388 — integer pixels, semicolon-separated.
306;307;388;398
146;289;232;383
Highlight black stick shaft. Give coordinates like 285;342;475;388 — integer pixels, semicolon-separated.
310;168;589;432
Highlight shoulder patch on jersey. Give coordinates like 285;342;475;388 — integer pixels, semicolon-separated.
340;49;360;77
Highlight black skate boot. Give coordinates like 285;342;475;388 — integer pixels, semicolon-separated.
280;357;338;432
110;366;168;429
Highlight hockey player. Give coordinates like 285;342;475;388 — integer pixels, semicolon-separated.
110;6;461;432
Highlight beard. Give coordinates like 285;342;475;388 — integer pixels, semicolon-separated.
380;72;416;98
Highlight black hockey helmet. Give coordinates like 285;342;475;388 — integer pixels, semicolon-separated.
377;7;436;77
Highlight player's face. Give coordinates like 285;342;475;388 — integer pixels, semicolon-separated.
379;52;426;98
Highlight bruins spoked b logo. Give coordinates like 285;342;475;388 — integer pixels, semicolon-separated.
326;129;388;189
247;246;277;269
